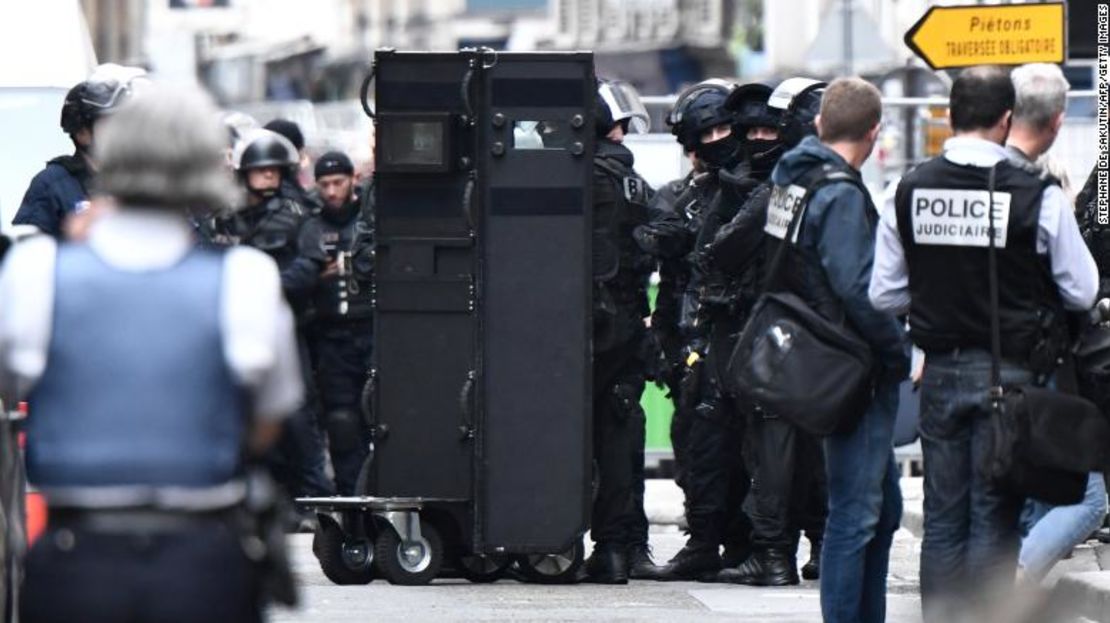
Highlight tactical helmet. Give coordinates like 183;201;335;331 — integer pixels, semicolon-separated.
596;79;651;137
769;78;828;149
60;64;149;136
725;83;779;134
666;79;736;153
233;129;299;173
724;82;782;176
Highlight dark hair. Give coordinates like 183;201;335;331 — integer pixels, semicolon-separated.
263;118;305;151
949;66;1015;132
818;77;882;143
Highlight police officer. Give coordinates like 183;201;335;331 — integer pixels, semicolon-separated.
580;79;657;584
708;79;830;586
636;80;755;581
635;80;736;503
2;84;300;623
218;129;336;504
306;151;375;496
13;64;146;237
867;67;1091;622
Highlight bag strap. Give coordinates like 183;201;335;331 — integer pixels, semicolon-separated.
987;163;1003;397
764;163;864;288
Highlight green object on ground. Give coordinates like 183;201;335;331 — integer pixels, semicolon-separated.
642;279;674;452
642;382;674;451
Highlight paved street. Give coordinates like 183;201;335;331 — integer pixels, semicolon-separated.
269;522;922;622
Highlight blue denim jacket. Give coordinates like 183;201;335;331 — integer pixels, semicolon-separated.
771;136;910;379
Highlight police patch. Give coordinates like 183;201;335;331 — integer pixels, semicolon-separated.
623;176;649;205
765;184;806;241
910;189;1012;248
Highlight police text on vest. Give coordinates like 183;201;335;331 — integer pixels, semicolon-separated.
766;184;807;242
911;189;1012;247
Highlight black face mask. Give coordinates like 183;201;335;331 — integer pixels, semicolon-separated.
695;135;743;170
746;139;783;177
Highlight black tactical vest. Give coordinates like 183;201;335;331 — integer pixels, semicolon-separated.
696;162;766;318
313;200;375;323
894;157;1058;358
217;196;307;261
593;141;653;350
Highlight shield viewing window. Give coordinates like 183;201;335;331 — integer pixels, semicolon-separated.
378;114;452;173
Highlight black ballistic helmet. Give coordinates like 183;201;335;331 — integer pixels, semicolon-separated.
666;79;736;152
234;129;299;173
725;83;778;134
724;82;782;176
60;64;148;136
769;78;828;149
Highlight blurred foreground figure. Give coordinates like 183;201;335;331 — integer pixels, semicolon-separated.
0;84;303;623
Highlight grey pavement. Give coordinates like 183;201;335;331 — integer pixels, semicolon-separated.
268;479;922;623
269;527;923;623
268;476;1110;622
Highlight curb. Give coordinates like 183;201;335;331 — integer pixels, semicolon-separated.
1052;572;1110;623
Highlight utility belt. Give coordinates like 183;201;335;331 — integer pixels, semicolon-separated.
921;308;1068;385
48;507;236;534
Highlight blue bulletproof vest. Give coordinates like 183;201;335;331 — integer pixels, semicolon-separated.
27;244;246;489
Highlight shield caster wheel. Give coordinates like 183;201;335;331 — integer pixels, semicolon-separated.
312;514;374;585
458;553;511;583
514;540;585;584
374;519;443;585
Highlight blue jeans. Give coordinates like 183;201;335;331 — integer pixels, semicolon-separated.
1019;472;1107;580
918;349;1029;622
820;378;903;623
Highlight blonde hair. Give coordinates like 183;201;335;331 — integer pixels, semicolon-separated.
818;77;882;142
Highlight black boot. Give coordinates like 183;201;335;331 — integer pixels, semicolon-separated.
721;542;752;569
654;541;721;581
717;549;799;586
578;543;629;584
627;543;663;580
801;539;821;580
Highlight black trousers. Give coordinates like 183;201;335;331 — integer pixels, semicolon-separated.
310;321;373;496
745;412;828;550
592;338;650;548
681;317;752;552
21;522;261;623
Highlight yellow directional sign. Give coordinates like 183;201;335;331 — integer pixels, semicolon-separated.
904;2;1067;70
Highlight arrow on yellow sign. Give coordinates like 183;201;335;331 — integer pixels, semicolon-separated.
904;2;1066;70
